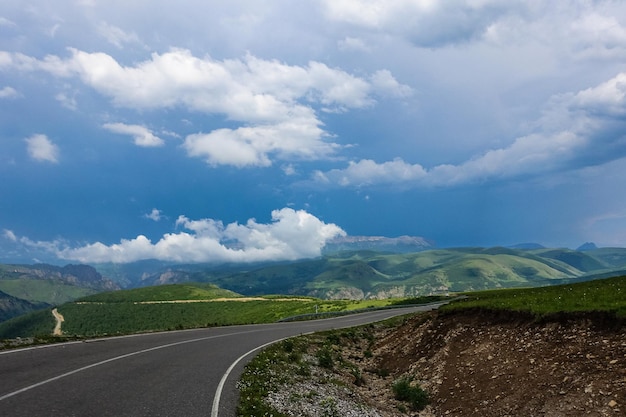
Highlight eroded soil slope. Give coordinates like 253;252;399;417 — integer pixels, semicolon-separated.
365;310;625;416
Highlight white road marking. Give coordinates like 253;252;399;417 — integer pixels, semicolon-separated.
0;334;228;402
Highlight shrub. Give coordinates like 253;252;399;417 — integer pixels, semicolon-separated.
326;333;341;345
351;368;365;386
281;339;294;352
316;346;335;369
295;362;311;377
392;376;429;411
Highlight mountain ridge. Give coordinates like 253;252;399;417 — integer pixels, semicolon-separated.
323;235;434;254
86;246;626;300
0;263;120;321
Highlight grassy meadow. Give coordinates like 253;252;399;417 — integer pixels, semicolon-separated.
57;296;436;336
442;275;626;318
80;282;240;302
0;283;438;338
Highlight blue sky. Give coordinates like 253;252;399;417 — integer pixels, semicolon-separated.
2;0;626;264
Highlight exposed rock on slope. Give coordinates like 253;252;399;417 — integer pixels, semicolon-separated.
258;310;625;416
8;264;119;291
368;310;626;416
324;235;434;254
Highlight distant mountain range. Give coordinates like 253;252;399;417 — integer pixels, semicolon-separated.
89;244;626;300
2;238;625;323
0;264;119;322
323;235;435;254
202;246;626;299
576;242;598;251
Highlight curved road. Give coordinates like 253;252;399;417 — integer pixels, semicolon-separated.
0;304;444;416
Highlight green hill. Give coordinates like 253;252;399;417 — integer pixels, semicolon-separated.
0;282;413;338
204;247;626;299
79;282;240;303
582;247;626;268
529;248;608;272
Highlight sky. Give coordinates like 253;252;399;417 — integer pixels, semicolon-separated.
2;0;626;265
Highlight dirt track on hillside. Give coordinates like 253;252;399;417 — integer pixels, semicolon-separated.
358;310;626;416
51;308;64;336
133;297;312;304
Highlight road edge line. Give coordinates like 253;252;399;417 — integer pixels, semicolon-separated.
210;332;313;417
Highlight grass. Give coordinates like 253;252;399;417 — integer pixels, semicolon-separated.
57;282;445;337
236;337;306;416
56;297;429;337
442;275;626;317
237;316;418;416
58;300;318;336
75;283;240;303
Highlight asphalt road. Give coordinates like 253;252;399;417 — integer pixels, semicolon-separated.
0;304;444;416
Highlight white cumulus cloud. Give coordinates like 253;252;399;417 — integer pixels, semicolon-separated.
1;48;411;167
3;230;17;242
0;86;18;98
24;134;59;163
182;119;336;167
3;48;401;119
144;208;164;222
103;123;165;147
314;158;427;187
36;208;345;263
315;71;626;188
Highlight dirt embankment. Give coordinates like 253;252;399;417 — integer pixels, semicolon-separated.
352;310;626;416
